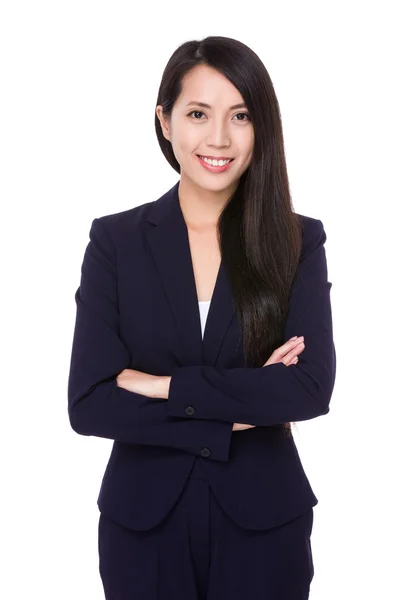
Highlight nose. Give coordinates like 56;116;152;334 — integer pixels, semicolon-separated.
206;118;231;148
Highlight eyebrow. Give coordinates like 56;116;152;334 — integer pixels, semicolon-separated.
185;101;247;110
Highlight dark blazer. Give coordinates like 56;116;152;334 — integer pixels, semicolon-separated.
67;180;336;532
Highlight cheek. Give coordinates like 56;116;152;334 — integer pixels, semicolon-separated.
242;144;254;166
171;137;199;170
170;139;189;165
175;139;198;161
237;129;254;157
173;125;200;151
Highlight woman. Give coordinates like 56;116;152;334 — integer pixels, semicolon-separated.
68;35;336;599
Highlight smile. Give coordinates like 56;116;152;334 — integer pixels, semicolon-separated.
197;155;234;172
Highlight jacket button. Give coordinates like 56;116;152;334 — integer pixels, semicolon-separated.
185;405;195;416
200;447;211;458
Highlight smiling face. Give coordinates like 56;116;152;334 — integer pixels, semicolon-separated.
156;64;254;198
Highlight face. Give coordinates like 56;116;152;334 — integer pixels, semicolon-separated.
156;64;254;197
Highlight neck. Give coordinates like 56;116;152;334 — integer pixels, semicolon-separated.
178;176;238;230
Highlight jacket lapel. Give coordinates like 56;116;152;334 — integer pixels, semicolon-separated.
144;181;236;367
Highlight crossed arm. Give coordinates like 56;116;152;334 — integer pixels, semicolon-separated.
68;216;335;461
115;331;307;430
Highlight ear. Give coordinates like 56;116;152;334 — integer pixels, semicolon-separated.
155;105;171;142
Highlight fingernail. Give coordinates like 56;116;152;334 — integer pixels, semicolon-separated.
290;336;297;340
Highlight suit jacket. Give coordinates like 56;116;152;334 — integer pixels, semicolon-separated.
67;180;336;532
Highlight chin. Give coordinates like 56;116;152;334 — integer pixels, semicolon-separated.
198;178;237;192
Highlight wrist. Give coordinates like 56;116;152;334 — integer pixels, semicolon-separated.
155;375;171;399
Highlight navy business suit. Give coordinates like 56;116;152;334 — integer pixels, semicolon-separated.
68;180;336;597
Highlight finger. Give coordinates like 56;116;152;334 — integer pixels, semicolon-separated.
271;338;304;360
280;342;305;365
284;357;298;367
283;355;297;366
285;342;305;359
263;338;305;367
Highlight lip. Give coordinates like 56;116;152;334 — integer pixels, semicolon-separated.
197;155;234;173
198;155;234;160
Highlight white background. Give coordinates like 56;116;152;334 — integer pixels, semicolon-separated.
1;1;417;598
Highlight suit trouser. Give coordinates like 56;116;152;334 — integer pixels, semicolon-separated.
98;457;315;599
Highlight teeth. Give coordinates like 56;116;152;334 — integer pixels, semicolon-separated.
200;156;232;166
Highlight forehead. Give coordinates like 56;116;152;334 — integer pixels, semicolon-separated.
178;64;245;105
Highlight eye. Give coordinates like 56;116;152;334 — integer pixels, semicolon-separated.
186;111;251;121
233;113;251;121
187;110;206;119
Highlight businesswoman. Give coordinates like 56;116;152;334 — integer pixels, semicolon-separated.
68;35;336;600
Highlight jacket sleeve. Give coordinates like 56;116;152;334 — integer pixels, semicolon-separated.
166;218;336;427
67;217;233;462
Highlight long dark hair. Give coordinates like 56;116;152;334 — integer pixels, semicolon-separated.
154;36;302;435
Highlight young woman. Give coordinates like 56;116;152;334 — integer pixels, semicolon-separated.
68;35;336;600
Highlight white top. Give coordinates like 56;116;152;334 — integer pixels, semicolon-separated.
198;299;211;337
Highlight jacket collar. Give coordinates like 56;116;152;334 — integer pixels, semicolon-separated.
144;181;236;366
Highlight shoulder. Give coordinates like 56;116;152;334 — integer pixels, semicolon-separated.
295;213;327;260
86;192;163;246
93;199;155;233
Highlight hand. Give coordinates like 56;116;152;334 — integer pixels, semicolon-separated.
116;369;169;399
232;336;305;432
232;422;256;431
263;336;305;367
